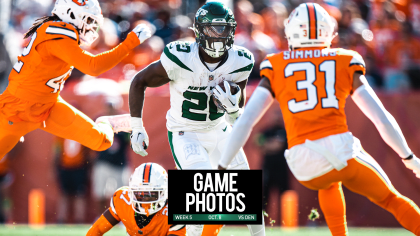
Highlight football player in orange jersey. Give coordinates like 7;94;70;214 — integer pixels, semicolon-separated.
0;0;151;159
86;162;186;236
219;3;420;236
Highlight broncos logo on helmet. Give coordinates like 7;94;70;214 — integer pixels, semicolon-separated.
72;0;87;6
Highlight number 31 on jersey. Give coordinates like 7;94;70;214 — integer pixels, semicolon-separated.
286;60;338;113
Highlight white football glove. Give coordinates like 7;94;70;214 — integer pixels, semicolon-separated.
130;117;149;156
212;81;241;114
132;24;152;44
402;154;420;178
225;108;242;125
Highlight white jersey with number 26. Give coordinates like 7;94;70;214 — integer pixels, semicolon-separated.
160;41;254;132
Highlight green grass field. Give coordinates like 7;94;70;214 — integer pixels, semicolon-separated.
0;225;412;236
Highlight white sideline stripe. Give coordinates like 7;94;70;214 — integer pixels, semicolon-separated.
169;224;186;231
110;197;117;215
259;60;273;70
357;150;392;186
46;27;77;40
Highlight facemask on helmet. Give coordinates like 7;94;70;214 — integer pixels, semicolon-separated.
78;14;101;46
193;2;237;58
129;186;167;216
128;163;168;216
52;0;104;46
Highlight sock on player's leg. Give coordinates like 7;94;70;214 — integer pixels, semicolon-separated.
319;182;348;236
374;191;420;235
247;212;265;236
202;225;223;236
186;225;203;236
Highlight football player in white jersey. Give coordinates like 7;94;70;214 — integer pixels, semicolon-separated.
97;2;265;236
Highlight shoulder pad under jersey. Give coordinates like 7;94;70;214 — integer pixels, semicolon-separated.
161;41;196;73
336;48;366;68
227;45;255;75
37;21;79;43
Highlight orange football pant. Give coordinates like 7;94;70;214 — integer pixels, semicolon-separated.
0;97;113;159
300;153;420;236
202;225;223;236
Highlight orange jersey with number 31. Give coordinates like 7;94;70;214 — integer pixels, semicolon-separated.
109;187;186;236
260;48;366;148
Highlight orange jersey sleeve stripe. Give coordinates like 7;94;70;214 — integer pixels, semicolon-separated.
306;3;317;40
45;26;78;41
143;163;152;183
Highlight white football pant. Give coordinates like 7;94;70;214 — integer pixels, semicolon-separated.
168;122;249;170
168;122;265;236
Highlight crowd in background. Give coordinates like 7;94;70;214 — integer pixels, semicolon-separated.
1;0;420;92
0;0;420;224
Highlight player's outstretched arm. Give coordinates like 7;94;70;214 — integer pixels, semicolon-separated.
351;72;420;178
129;60;171;156
86;209;120;236
49;24;151;76
218;77;274;169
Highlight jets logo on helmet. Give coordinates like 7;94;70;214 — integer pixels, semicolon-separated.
196;8;208;17
72;0;87;6
193;2;237;58
285;3;336;50
128;163;168;216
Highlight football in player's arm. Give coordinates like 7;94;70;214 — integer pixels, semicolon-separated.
86;163;186;236
127;51;247;156
97;3;266;236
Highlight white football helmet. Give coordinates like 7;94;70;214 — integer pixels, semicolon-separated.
52;0;104;46
284;3;336;49
128;162;168;216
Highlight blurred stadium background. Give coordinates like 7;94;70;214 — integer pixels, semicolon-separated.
0;0;419;235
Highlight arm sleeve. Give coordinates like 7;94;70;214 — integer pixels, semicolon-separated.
218;87;274;168
260;58;274;85
49;32;140;76
86;214;115;236
351;77;412;158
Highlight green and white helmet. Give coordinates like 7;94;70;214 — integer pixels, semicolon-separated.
193;2;237;58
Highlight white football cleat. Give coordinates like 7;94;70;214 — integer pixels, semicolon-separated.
95;114;132;133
